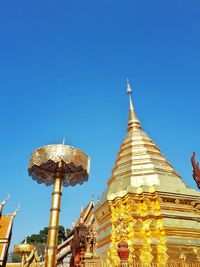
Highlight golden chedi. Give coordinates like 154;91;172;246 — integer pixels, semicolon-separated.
94;81;200;266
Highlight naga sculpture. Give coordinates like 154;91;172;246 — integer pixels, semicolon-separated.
191;152;200;188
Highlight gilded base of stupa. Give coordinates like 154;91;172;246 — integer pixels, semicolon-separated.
95;189;200;266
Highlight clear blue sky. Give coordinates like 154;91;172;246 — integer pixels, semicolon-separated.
1;0;200;249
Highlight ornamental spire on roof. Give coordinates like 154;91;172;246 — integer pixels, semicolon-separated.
0;195;10;216
126;79;141;132
12;204;20;217
1;195;10;206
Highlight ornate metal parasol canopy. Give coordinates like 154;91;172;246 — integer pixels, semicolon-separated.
28;144;90;187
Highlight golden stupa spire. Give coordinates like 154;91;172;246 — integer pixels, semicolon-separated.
126;79;141;132
107;80;182;189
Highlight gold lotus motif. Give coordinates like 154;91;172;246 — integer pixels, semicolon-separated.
28;144;90;187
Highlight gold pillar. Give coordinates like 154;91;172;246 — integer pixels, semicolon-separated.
21;253;25;267
29;145;90;266
45;161;63;267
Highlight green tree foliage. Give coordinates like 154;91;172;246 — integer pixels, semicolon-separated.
25;225;70;245
9;252;21;263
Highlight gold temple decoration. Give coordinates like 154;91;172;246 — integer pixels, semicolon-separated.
108;196;134;266
14;240;35;267
28;144;90;267
13;240;41;267
28;144;90;187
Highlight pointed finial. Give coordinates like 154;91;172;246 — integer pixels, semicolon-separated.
126;79;134;110
1;194;10;206
80;215;84;224
62;137;66;145
126;79;132;95
12;204;20;217
91;194;94;204
125;79;141;132
80;206;84;224
72;218;75;228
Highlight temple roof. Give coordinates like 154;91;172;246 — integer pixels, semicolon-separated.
76;198;94;226
0;215;14;265
0;198;18;266
0;216;14;240
107;81;199;200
